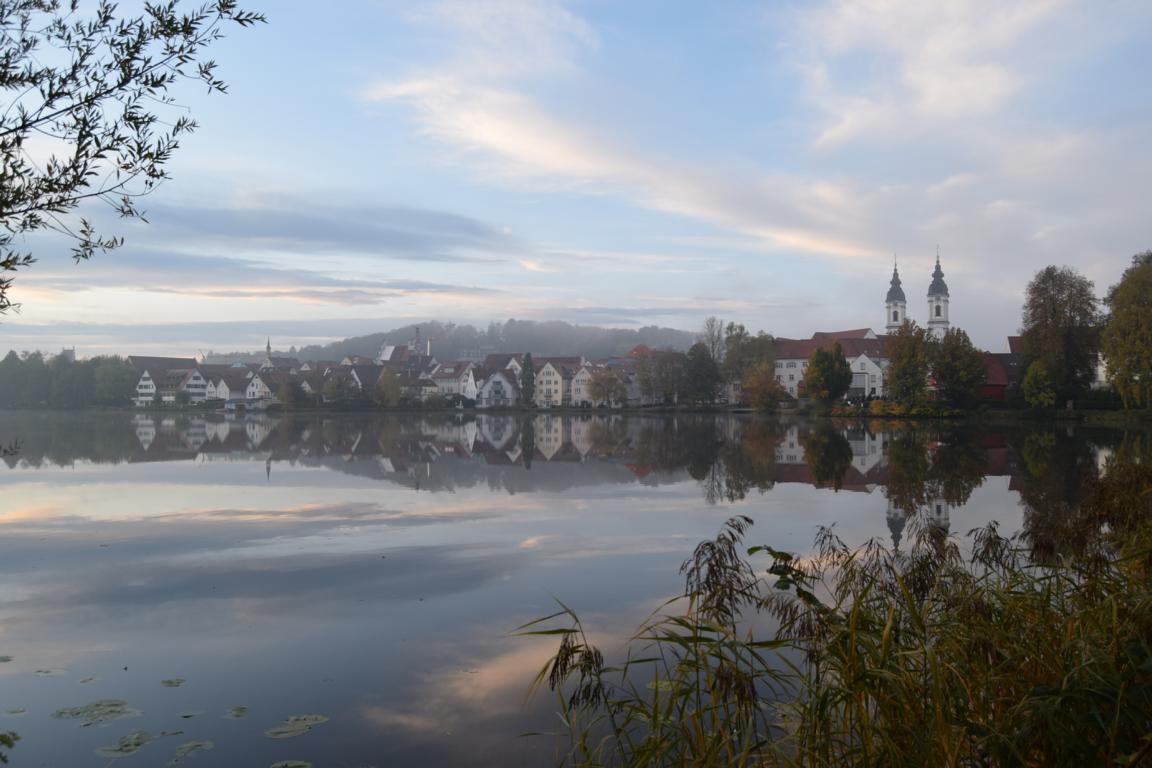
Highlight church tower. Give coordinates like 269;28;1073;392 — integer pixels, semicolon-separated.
885;259;907;333
927;251;950;339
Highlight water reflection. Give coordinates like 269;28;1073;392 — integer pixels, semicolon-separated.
2;411;1139;541
0;411;1146;766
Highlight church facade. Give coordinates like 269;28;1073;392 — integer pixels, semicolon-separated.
774;254;954;399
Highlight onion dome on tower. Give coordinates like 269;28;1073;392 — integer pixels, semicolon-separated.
885;258;907;332
927;250;951;338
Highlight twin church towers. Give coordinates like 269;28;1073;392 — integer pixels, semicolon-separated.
885;253;950;338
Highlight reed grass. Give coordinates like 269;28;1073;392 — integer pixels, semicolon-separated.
520;464;1152;767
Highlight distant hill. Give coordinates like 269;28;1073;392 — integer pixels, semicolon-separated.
205;319;698;364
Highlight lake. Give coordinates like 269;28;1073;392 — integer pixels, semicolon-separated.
0;411;1134;766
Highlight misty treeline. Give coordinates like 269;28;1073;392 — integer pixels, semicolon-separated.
0;352;136;409
204;319;699;363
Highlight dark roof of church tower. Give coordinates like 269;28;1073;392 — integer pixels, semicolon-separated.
928;256;949;297
886;265;906;303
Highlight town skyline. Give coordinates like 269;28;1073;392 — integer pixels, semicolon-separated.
2;0;1150;356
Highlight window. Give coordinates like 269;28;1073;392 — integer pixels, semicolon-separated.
859;363;866;370
893;310;898;321
935;305;942;317
788;374;794;381
775;361;783;369
786;361;796;369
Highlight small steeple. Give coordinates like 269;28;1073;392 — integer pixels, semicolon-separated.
886;257;906;303
928;249;949;297
266;337;272;357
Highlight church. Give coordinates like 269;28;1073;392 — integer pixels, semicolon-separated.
773;254;952;399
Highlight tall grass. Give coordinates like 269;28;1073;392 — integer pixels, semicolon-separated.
519;464;1152;767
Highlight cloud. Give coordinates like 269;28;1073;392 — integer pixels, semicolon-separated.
792;0;1064;145
19;249;500;306
134;199;518;263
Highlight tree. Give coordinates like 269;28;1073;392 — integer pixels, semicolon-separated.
1021;266;1101;402
886;321;932;405
520;353;536;406
0;1;265;313
323;376;348;404
684;342;721;404
649;349;688;405
374;370;402;407
1023;360;1057;409
930;328;986;407
1101;251;1152;409
803;424;853;490
721;323;774;385
700;316;725;364
588;369;627;406
740;361;787;412
802;343;852;405
276;381;302;410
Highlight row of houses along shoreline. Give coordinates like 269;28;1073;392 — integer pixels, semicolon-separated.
128;256;1057;409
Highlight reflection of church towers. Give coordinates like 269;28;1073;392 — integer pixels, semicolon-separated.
886;500;907;550
927;250;950;339
885;259;907;332
927;496;952;531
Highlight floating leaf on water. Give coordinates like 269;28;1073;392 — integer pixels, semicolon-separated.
80;676;98;684
264;714;329;739
224;706;249;719
34;668;66;676
52;699;141;726
178;710;204;720
3;708;26;717
168;740;213;764
0;655;12;663
160;730;185;738
270;762;312;768
161;678;186;688
95;730;153;758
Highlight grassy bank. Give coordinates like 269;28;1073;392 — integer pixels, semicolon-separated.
521;461;1152;767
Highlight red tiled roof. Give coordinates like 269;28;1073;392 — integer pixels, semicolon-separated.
627;344;652;358
775;336;888;361
811;329;874;340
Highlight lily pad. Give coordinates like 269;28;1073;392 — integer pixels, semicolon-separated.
224;706;249;719
80;676;98;684
270;762;312;768
168;739;213;764
3;708;26;717
52;699;141;726
95;730;153;758
161;678;186;688
34;668;66;676
0;655;11;663
264;714;328;739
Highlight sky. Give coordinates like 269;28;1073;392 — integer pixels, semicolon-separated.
4;0;1151;356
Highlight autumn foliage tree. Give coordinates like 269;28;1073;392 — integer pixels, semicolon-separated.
886;321;932;405
740;361;787;412
588;369;627;406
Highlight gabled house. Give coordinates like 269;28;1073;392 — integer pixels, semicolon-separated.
431;360;477;400
532;357;585;407
477;369;520;408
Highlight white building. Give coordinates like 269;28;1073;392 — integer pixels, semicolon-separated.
477;370;520;408
431;361;477;400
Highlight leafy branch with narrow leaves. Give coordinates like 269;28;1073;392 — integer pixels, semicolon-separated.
0;0;265;312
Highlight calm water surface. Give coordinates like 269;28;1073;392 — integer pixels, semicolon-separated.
0;411;1134;766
